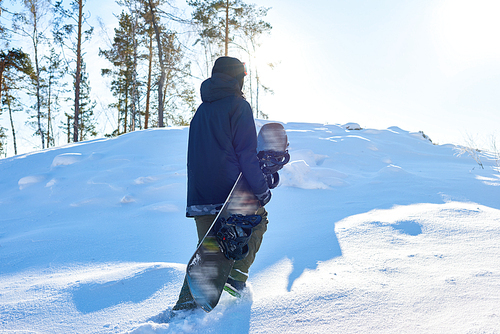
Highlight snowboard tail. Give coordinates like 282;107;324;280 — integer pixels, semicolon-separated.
186;173;258;312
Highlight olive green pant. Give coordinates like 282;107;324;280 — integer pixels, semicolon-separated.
173;207;268;310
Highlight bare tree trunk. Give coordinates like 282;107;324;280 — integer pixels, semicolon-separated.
0;67;4;106
144;32;153;129
256;69;259;118
47;78;51;147
30;3;44;149
247;59;253;111
131;4;138;131
225;0;229;56
66;114;71;143
148;0;165;128
162;71;169;126
7;97;18;155
124;87;129;133
73;0;83;142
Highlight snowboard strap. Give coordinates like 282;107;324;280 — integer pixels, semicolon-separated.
265;172;280;189
258;150;290;189
216;214;262;261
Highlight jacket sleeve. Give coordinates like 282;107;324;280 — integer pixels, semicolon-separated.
230;99;270;198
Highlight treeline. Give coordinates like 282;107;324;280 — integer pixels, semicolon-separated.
0;0;272;157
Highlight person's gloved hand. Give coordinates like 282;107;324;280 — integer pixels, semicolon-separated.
256;189;272;207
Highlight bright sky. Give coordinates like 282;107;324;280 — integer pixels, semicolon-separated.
3;0;500;156
252;0;500;148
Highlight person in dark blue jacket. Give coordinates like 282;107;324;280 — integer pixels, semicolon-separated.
172;56;271;312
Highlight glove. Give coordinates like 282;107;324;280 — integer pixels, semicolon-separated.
256;189;272;207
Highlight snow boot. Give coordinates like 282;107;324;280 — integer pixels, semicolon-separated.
224;277;246;298
172;277;199;311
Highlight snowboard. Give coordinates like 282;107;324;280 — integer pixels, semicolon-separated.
186;122;289;312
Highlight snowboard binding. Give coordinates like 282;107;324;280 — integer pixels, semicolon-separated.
258;149;290;189
216;214;262;261
257;122;290;189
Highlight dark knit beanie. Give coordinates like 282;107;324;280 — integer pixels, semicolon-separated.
212;56;246;89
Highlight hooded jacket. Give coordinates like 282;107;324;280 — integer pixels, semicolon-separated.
186;73;269;217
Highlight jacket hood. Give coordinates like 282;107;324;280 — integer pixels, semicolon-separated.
200;73;243;103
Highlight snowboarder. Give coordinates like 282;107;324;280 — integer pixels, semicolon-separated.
172;56;272;312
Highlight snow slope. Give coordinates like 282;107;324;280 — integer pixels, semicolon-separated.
1;121;499;333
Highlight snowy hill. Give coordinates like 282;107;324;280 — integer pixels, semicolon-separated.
1;121;499;333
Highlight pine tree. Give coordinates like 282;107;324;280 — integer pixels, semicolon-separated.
12;0;51;149
76;60;96;141
188;0;270;59
59;59;96;142
53;0;94;143
42;47;67;147
0;49;33;156
146;0;166;127
117;0;141;132
160;31;196;126
0;0;9;47
1;84;23;156
105;0;195;131
188;0;272;117
0;49;33;105
100;11;136;136
138;0;157;130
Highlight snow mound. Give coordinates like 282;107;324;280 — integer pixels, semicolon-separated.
343;122;362;130
51;153;83;167
18;174;46;190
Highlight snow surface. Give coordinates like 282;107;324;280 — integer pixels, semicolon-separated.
1;121;499;333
